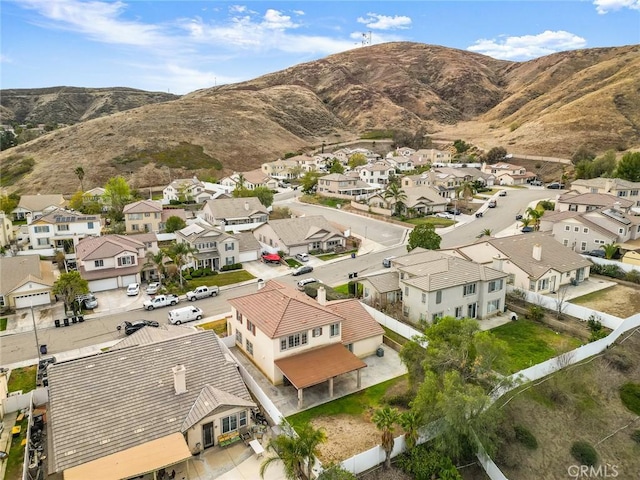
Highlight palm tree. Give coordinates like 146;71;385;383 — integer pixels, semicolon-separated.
74;166;85;192
372;406;400;469
399;410;421;451
455;180;475;208
520;217;532;228
479;228;493;238
145;250;168;284
526;207;543;231
600;242;619;259
383;183;407;217
260;422;326;480
236;173;246;190
168;242;198;287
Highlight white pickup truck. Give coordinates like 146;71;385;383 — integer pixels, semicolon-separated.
186;286;220;301
143;294;180;310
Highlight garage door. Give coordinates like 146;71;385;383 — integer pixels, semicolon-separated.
89;278;119;292
14;292;51;309
121;275;138;287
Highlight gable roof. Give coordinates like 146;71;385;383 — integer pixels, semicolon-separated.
76;234;143;261
262;215;344;247
571;177;640;191
204;197;268;220
47;330;252;473
403;186;448;207
541;210;617;238
556;192;634;209
360;271;400;293
15;194;66;212
123;200;162;214
181;385;255;431
32;208;100;225
243;168;275;185
236;231;261;252
0;255;53;293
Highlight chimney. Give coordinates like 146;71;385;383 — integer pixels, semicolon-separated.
244;201;249;211
605;179;613;193
317;286;327;306
172;364;187;395
492;255;505;272
613;201;621;211
532;244;542;261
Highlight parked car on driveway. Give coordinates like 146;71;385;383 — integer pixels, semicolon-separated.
126;283;140;296
295;253;310;262
146;282;160;295
117;320;159;335
499;190;507;197
292;265;314;276
529;180;543;186
547;182;564;189
296;278;318;290
586;249;606;258
435;212;453;219
446;208;461;215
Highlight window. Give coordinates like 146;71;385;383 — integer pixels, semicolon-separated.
87;221;94;229
236;311;243;324
132;224;139;231
563;239;569;246
246;339;254;356
225;243;235;251
435;290;442;304
618;191;628;197
538;278;549;291
145;212;151;217
221;414;238;434
564;225;570;231
583;228;589;234
236;330;243;344
631;190;639;196
454;306;463;318
432;312;443;321
618;228;624;234
404;286;409;297
463;283;476;296
574;226;579;232
488;279;503;292
580;242;587;251
34;226;49;233
129;213;143;220
487;299;500;313
57;224;69;231
226;256;236;265
239;410;247;428
94;260;104;267
280;332;309;351
421;292;426;304
117;255;135;266
37;238;49;246
312;327;322;337
330;322;340;337
568;205;577;212
419;313;426;321
247;320;256;335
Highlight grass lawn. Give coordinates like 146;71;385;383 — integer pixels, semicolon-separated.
199;318;228;336
491;319;583;373
299;194;347;209
404;217;455;228
286;375;407;426
285;258;302;268
0;317;7;331
7;365;37;393
317;249;357;261
5;417;29;479
186;270;255;289
332;283;351;295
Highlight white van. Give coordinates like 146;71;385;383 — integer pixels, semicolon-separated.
168;306;204;325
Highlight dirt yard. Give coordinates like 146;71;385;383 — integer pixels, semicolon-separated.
570;283;640;318
310;414;381;464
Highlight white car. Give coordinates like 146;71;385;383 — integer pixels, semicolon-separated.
126;283;140;296
435;212;453;219
295;253;310;262
146;282;160;295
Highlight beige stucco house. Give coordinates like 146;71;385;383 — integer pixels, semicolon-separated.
570;178;640;208
316;173;377;200
0;254;54;309
253;215;347;255
0;211;15;248
227;280;384;408
123;200;163;233
12;194;67;223
200;197;269;232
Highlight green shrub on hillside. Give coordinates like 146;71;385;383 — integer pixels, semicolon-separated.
397;444;462;479
514;425;538;450
570;441;598;466
619;383;640;415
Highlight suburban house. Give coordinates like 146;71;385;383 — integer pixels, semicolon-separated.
412;148;453;164
227;280;384;408
75;234;146;291
449;232;592;294
0;211;15;248
83;187;109;212
261;158;300;180
0;254;54;309
200;197;268;232
570;178;640;209
384;155;413;172
253;215;347;255
26;208;101;254
220;169;278;191
434;166;495;187
480;162;536;186
162;177;233;204
46;330;255;479
554;192;634;213
364;186;447;217
358;270;401;309
123;200;163;233
540;207;640;253
356;162;395;187
176;221;241;271
316;173;377;200
11;194;67;223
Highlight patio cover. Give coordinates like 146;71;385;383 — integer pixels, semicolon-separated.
262;253;281;261
275;343;366;389
63;433;191;480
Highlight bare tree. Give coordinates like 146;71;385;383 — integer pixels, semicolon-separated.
554;285;570;319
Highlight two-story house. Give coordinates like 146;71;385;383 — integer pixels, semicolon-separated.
163;177;205;203
356;162;395;187
46;330;255;478
480;162;536;186
449;232;592;294
570;178;640;210
412;148;453;164
364;186;447;217
27;208;101;255
220;169;279;191
261;158;300;180
12;194;67;223
175;221;240;271
253;215;347;255
227;280;384;408
0;211;15;249
123;200;163;233
76;234;146;291
316;174;377;200
555;192;634;213
200;197;268;232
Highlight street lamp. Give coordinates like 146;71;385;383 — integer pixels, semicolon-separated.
31;302;41;361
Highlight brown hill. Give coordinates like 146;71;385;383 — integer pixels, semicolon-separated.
1;42;639;194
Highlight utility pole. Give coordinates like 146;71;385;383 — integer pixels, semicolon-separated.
31;303;41;361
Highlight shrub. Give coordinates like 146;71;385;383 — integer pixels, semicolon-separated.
604;349;632;372
619;383;640;415
220;263;242;271
527;305;544;322
631;430;640;445
398;444;462;479
624;269;640;284
183;274;192;280
570;441;598;466
514;425;538;450
191;269;202;278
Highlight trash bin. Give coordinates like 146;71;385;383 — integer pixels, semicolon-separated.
348;273;354;279
63;317;70;327
40;345;47;355
376;347;384;357
71;316;77;324
77;315;84;323
351;252;356;259
54;319;61;328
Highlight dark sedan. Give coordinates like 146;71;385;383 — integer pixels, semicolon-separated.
292;265;314;276
117;320;160;335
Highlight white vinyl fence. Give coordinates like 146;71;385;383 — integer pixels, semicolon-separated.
361;303;424;342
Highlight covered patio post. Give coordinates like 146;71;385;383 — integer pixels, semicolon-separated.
357;369;362;389
298;388;304;409
328;377;334;398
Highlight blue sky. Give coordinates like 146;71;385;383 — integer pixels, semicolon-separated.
1;1;639;94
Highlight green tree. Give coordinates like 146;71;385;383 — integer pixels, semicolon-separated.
329;159;344;174
407;224;441;252
615;152;640;182
600;242;619;260
53;271;89;315
290;165;305;180
0;130;17;151
0;193;20;214
372;406;400;469
253;186;275;208
348;153;367;169
479;228;493;238
260;422;327;480
236;173;246;190
317;464;356;480
455;181;476;208
484;147;507;164
453;139;471;154
591;151;617;178
68;191;85;211
164;216;186;233
168;242;198;287
301;171;321;194
571;145;596;165
103;176;131;223
145;250;168;284
74;166;85;192
538;200;555;211
525;207;543;231
399;410;422;451
383;183;407;217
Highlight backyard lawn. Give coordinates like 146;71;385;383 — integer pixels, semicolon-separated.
570;284;640;318
403;217;455;228
186;270;255;289
0;317;7;331
7;365;37;393
198;318;228;336
491;319;583;373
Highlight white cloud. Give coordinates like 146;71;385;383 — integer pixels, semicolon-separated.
229;5;247;14
262;9;299;30
467;31;587;60
357;13;412;30
0;54;12;63
293;10;305;16
593;0;640;14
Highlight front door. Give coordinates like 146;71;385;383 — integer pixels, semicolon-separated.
467;302;477;319
203;422;214;448
549;276;556;293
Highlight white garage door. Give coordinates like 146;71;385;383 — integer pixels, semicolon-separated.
14;292;51;309
89;278;119;292
121;275;138;287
